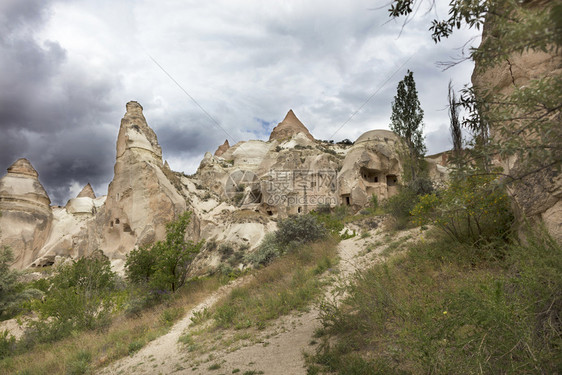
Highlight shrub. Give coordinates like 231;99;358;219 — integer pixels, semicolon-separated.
411;174;513;246
246;215;328;267
66;350;92;375
0;330;15;360
32;254;117;335
125;212;203;292
0;247;43;319
245;233;281;266
275;215;327;246
383;187;418;229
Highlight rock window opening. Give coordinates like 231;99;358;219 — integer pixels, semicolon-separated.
115;218;120;225
110;221;113;227
267;210;273;216
386;175;398;186
360;167;380;183
298;207;302;213
341;194;351;206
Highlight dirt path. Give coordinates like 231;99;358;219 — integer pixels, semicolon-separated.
100;228;416;375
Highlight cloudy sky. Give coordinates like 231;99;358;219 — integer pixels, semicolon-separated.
0;0;480;205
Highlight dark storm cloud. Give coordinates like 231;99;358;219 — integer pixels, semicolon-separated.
0;0;121;205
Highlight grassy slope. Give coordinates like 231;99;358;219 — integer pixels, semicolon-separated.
309;228;562;374
182;238;339;357
0;277;223;375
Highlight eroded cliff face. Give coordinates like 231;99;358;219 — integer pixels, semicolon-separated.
91;101;187;260
338;130;402;210
0;159;52;268
471;3;562;241
3;103;451;270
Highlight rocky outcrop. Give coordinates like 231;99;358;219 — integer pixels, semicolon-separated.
471;3;562;242
0;159;52;268
214;140;230;157
338;130;402;209
2;102;449;271
88;101;187;260
269;110;314;142
65;184;98;215
198;112;342;216
77;183;96;199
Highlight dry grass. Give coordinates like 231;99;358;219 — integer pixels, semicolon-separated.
181;238;339;358
0;276;223;375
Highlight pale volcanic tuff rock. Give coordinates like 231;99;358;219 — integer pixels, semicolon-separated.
214;139;230;157
87;101;187;260
77;183;96;198
471;3;562;242
338;130;402;209
0;159;52;268
199;110;343;216
268;110;315;142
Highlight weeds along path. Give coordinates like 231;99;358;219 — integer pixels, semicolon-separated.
100;228;418;375
98;276;251;375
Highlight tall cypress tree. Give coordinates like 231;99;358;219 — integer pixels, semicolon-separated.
390;70;426;181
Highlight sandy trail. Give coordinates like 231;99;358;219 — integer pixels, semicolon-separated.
99;228;416;375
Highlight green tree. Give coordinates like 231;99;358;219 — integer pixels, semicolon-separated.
448;80;463;164
125;212;202;292
390;70;427;182
124;245;156;284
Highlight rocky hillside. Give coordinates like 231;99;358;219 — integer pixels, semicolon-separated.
0;101;449;271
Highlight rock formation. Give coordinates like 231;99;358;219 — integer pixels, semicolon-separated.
471;3;562;242
1;102;448;271
77;183;96;199
90;101;187;260
214;139;230;157
65;184;99;215
198;110;342;216
0;159;52;268
338;130;402;209
269;110;314;142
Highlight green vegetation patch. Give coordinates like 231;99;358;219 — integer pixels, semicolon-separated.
309;228;562;374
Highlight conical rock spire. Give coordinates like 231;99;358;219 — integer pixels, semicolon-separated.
269;110;314;142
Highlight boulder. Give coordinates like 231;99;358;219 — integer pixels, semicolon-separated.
0;159;52;268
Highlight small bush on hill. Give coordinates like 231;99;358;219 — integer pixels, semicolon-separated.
28;253;118;342
276;215;327;246
125;211;203;292
383;187;418;229
411;173;513;246
246;215;328;267
0;247;42;320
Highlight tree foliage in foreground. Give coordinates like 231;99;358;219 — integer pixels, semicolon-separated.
125;211;202;292
389;0;562;183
